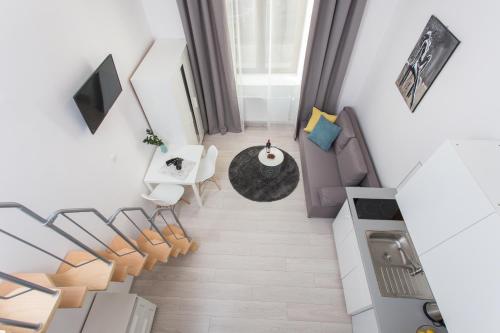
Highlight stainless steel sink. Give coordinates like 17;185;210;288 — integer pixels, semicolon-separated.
366;230;434;300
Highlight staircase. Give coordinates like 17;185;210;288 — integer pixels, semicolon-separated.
0;203;197;333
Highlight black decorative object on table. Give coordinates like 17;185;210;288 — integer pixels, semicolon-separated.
265;139;276;159
166;157;184;170
229;146;299;202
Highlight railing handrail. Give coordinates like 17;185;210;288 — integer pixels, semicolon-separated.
0;202;47;224
0;271;59;299
0;317;42;331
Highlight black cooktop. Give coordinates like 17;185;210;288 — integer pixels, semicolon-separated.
353;198;403;221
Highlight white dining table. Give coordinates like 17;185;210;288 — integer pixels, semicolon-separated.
144;144;204;207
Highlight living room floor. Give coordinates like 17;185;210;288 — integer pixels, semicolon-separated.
131;125;350;333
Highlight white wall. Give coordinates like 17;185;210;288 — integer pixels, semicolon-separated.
0;1;156;273
141;0;185;39
338;0;500;187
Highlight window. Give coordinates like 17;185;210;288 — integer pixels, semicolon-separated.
227;0;312;75
226;0;313;125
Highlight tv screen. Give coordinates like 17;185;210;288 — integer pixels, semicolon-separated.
73;54;122;134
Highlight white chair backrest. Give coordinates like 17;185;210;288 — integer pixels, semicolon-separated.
141;193;157;203
204;145;218;175
141;193;164;206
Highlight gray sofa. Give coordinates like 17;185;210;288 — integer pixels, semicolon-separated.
298;107;380;218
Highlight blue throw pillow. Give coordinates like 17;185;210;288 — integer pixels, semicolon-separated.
307;115;342;151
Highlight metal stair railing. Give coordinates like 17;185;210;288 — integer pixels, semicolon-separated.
0;203;193;331
0;271;60;331
0;202;112;268
109;207;174;246
47;208;145;257
0;202;191;270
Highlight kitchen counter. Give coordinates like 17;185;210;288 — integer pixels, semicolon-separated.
344;187;447;333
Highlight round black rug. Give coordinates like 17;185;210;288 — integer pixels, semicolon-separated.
228;146;300;202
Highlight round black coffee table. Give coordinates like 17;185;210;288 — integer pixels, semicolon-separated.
228;145;299;202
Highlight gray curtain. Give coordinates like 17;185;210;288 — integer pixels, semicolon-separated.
177;0;242;135
295;0;366;138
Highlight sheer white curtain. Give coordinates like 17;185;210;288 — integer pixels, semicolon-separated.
226;0;313;127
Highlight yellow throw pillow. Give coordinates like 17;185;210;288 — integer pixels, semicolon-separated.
304;107;337;133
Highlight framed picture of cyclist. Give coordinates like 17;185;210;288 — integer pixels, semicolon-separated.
396;15;460;112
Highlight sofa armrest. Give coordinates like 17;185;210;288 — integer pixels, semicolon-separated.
318;187;347;207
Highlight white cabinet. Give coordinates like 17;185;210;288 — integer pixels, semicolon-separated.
131;39;204;146
396;141;496;255
352;309;380;333
419;213;500;333
342;264;372;315
333;200;372;315
337;230;361;279
333;201;353;247
395;140;500;333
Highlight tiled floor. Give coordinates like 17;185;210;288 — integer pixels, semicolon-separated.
132;126;350;333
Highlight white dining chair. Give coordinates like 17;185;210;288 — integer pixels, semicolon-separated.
196;145;220;191
141;183;190;208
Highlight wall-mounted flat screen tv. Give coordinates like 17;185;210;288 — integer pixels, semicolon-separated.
73;54;122;134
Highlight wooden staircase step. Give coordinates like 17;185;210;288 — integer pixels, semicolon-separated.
189;241;200;253
137;229;173;263
162;224;199;253
51;251;115;291
100;245;148;277
3;274;87;309
162;226;192;255
107;262;128;282
0;283;61;333
96;250;128;282
109;236;137;252
168;245;182;258
143;256;158;271
54;286;87;309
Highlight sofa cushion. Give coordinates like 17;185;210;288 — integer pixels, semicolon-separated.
307;116;342;151
319;187;346;207
337;138;368;186
334;110;356;153
298;124;342;209
304;107;338;133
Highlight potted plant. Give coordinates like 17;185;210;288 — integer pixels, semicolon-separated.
143;129;167;153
